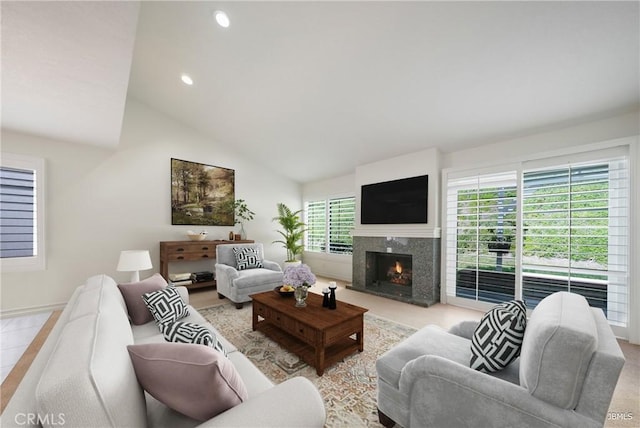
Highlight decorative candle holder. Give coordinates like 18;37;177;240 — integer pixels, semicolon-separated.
328;283;337;310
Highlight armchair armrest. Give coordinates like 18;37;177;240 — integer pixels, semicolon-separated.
447;320;479;340
215;263;239;282
195;377;326;428
215;264;240;298
262;260;282;272
400;355;598;428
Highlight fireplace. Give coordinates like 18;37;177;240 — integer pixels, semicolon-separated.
349;236;440;306
366;252;413;298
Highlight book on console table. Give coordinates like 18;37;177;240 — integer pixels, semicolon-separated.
190;271;214;283
169;279;193;286
169;272;192;282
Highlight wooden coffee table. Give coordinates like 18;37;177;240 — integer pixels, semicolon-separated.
251;289;368;376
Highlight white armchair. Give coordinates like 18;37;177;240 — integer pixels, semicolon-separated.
376;292;625;428
215;243;284;309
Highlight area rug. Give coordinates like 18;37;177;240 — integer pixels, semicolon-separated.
200;303;417;427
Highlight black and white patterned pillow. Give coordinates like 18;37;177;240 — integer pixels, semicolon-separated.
470;300;527;373
142;286;189;325
161;322;228;356
233;247;263;271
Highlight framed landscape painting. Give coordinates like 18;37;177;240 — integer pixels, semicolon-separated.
171;158;235;226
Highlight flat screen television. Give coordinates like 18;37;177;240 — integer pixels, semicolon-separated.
361;175;428;224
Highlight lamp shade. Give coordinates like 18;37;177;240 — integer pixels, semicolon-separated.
117;250;152;282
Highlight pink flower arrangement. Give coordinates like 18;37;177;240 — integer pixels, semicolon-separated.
283;263;317;288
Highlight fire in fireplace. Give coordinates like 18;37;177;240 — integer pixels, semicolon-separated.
387;260;412;285
366;252;413;292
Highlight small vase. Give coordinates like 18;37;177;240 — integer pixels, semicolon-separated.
294;286;308;307
239;223;247;240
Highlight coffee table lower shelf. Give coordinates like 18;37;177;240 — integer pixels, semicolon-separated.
254;321;361;376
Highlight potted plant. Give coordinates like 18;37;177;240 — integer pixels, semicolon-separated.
272;202;306;264
234;199;255;240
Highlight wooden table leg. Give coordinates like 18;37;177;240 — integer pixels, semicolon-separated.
252;308;258;331
357;330;364;352
316;345;325;376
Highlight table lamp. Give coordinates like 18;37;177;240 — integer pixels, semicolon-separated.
117;250;152;282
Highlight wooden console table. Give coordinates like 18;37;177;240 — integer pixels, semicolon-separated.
251;289;368;376
159;239;253;289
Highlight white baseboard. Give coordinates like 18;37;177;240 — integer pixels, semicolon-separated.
0;302;66;319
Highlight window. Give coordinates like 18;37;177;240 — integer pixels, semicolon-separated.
522;159;629;326
0;154;45;271
444;148;630;328
305;200;326;252
445;172;518;304
305;197;355;255
328;197;356;254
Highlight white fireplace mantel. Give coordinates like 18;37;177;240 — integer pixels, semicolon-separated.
352;225;441;239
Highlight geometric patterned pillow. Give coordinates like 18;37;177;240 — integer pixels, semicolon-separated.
232;247;263;271
470;299;527;373
142;287;189;326
161;322;228;357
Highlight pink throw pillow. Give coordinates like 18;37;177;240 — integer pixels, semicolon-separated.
118;273;167;325
127;342;248;421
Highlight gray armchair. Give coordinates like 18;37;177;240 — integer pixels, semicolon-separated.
376;292;625;428
215;243;284;309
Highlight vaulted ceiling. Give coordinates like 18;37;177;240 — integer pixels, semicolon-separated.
2;1;639;182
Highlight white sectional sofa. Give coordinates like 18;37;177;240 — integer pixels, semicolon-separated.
1;274;326;428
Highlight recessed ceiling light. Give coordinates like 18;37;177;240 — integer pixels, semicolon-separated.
214;10;230;28
181;74;193;86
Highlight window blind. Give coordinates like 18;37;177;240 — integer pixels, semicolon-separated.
305;197;355;254
305;200;326;252
522;158;629;325
328;197;355;254
445;172;518;303
444;150;630;328
0;166;36;258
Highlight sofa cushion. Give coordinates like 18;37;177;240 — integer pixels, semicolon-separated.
143;286;189;325
127;342;248;421
36;284;146;427
233;246;264;270
69;274;128;320
118;273;168;325
233;268;285;290
519;292;597;409
470;300;527;373
161;322;228;356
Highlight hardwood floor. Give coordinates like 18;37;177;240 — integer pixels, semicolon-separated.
0;311;60;414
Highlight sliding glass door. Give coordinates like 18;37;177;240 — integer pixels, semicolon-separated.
444;148;629;329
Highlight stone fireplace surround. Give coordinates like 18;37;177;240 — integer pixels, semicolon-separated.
349;236;441;306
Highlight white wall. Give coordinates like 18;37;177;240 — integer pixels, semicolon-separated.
301;110;640;343
302;173;355;281
0;98;300;315
354;147;441;238
301;148;442;281
439;110;640;342
441;111;640;169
